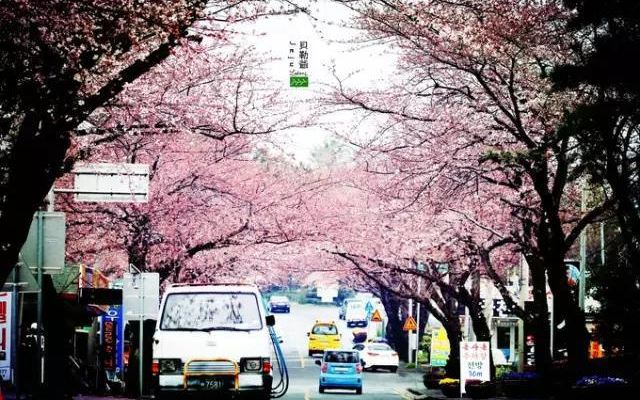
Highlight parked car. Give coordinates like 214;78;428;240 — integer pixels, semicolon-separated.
268;295;291;313
353;342;399;372
307;321;341;356
316;350;363;394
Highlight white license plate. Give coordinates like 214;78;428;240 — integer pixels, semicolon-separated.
187;377;226;390
334;367;349;373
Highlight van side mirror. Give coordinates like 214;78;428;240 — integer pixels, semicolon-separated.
266;315;275;326
315;359;322;366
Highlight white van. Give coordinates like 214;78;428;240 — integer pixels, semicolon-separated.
152;284;274;399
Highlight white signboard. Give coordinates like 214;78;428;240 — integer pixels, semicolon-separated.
123;273;159;321
20;211;66;273
0;292;13;381
74;163;149;203
460;341;491;395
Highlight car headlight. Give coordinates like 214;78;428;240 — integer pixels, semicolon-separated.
243;358;262;372
159;358;182;374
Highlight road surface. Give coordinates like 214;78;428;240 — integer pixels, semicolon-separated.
271;302;424;400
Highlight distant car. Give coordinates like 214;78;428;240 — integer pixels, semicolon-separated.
345;301;367;328
268;295;290;313
316;350;363;394
308;321;341;356
365;337;389;345
353;342;399;372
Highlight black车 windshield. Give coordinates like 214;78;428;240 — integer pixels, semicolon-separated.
160;292;263;331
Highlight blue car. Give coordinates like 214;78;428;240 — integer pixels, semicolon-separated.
268;295;291;313
316;350;363;394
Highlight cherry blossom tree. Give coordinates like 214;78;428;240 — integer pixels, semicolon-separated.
324;0;611;375
0;0;306;286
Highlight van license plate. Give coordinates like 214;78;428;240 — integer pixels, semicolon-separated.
187;377;226;390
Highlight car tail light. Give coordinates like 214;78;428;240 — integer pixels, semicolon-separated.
152;359;160;376
356;364;363;373
321;363;328;373
367;352;379;356
262;358;272;374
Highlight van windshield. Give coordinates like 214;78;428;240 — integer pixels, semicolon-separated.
160;292;263;331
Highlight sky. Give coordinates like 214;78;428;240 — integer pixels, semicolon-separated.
231;0;398;164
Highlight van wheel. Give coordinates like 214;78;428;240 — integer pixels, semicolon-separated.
356;386;362;394
390;366;398;373
319;385;325;393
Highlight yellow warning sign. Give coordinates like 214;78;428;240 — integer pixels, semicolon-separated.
403;316;418;331
371;309;383;322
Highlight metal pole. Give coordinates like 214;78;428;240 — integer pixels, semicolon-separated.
549;295;554;359
416;278;421;365
600;222;606;267
517;255;528;372
36;211;44;386
579;185;587;310
11;268;20;399
139;274;144;399
407;298;413;364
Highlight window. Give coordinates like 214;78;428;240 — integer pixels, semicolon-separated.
325;351;359;363
160;292;262;331
369;344;392;351
312;324;338;335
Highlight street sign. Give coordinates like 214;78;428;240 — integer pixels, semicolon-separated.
460;341;491;395
73;163;149;203
403;316;417;331
430;328;450;367
1;264;40;293
371;309;383;322
123;272;159;321
19;211;66;273
0;292;13;381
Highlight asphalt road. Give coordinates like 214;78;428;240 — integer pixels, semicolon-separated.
270;303;425;400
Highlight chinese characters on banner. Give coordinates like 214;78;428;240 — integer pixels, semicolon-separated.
101;305;124;373
289;40;309;87
0;292;13;381
460;341;491;395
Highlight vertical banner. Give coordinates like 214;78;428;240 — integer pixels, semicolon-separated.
0;292;13;381
460;341;491;395
430;328;450;367
288;39;309;87
102;305;124;374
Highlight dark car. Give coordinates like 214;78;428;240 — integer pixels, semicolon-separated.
268;295;291;313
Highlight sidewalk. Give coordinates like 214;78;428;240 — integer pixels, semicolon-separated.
402;387;542;400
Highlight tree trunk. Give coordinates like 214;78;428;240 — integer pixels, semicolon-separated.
0;116;70;286
547;256;589;377
443;319;462;378
527;256;552;375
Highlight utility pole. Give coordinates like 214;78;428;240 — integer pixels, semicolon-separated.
517;255;528;372
579;185;587;310
407;298;413;364
600;222;606;267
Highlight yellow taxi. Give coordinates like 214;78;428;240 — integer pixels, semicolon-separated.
307;321;341;356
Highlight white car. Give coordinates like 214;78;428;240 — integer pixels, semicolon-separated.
152;284;274;400
353;342;399;372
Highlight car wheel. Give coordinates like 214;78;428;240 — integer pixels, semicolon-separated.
356;386;362;395
390;366;398;373
308;350;314;357
319;386;325;393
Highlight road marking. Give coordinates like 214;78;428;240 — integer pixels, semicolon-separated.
393;387;414;400
300;350;305;368
304;388;311;400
